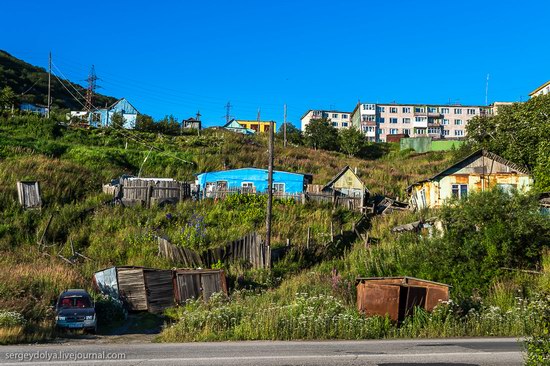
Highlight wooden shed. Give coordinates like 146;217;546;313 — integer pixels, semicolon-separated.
93;266;175;313
173;269;227;303
356;276;450;322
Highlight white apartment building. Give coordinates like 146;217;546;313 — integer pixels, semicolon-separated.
300;110;352;131
350;102;492;142
529;80;550;98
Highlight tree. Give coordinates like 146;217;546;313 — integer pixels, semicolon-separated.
338;126;365;157
466;94;550;191
135;114;156;132
304;118;338;151
0;86;17;112
277;122;303;145
110;111;125;129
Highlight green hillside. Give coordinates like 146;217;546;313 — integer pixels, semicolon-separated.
0;50;117;110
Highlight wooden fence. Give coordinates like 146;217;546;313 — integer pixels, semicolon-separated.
201;187;304;202
158;231;271;269
16;181;42;209
119;178;191;207
306;192;364;212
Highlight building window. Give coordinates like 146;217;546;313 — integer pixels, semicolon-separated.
403;117;411;124
467;109;476;115
389;128;399;134
362;115;375;122
454;108;462;114
403;128;410;135
241;182;255;192
428;127;440;134
390;117;398;124
454;119;463;125
273;183;285;194
455;130;464;136
442;119;449;125
368;126;375;132
441;108;449;114
390;107;398;113
415;116;426;122
377;106;385;113
452;184;468;199
414;128;425;134
342;122;348;127
428;107;437;113
378;128;385;134
341;114;348;119
402;107;411;113
378;117;385;123
443;129;449;136
414;107;425;113
332;122;338;127
362;104;375;110
332;113;338;119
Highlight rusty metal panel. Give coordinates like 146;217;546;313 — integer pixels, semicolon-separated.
425;286;449;311
357;283;400;321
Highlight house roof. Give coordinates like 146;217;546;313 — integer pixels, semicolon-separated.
196;167;313;180
322;166;367;192
529;80;550;96
407;149;531;191
108;98;140;114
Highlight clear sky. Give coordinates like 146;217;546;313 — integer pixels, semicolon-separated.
2;0;549;128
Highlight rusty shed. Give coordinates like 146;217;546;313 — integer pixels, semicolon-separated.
356;276;450;322
93;266;175;313
173;269;227;303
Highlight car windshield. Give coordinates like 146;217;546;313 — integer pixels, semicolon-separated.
58;296;91;308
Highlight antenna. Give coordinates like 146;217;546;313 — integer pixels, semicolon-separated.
225;101;232;123
485;74;490;106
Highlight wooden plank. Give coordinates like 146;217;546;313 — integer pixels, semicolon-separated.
117;268;148;311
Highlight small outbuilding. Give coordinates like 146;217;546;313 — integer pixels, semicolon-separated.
173;269;228;303
322;166;368;199
356;276;450;322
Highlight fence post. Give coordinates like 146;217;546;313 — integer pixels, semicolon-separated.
146;182;153;208
330;222;334;242
307;227;311;249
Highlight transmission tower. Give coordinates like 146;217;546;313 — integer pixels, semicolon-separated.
85;65;98;112
225;101;232;123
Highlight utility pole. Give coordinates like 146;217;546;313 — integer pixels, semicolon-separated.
265;120;275;249
257;107;261;122
485;74;490;106
283;104;287;147
196;110;201;136
47;51;51;119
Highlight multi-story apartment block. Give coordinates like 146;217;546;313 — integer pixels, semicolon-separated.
301;110;352;131
529;80;550;98
350;102;492;142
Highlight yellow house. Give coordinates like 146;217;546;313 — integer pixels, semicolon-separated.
235;120;276;133
408;150;533;210
323;166;369;200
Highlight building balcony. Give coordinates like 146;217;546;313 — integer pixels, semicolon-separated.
428;112;443;118
413;120;428;128
361;120;377;126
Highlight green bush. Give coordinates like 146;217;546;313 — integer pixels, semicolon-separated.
0;311;27;327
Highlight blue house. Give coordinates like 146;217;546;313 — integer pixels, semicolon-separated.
222;120;255;135
20;103;48;116
70;98;139;129
196;168;313;196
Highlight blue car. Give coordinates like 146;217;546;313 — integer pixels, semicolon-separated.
55;289;97;334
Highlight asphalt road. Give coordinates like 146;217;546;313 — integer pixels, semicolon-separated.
0;338;524;366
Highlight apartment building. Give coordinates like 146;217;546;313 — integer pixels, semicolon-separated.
529;80;550;98
301;110;352;131
350;102;491;142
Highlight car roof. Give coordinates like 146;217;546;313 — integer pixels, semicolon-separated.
59;289;90;297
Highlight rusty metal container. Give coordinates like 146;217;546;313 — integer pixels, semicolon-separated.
356;276;450;322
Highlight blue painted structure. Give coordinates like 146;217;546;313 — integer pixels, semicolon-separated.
196;168;312;195
223;120;255;135
20;103;48;116
89;98;139;129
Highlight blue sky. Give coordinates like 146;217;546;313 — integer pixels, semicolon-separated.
2;0;549;128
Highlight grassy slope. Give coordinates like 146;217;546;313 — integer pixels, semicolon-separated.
0;115;461;342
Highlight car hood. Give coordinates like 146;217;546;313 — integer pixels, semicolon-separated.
57;308;95;317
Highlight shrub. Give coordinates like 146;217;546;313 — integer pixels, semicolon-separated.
0;311;27;327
